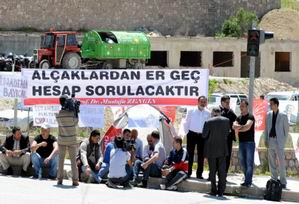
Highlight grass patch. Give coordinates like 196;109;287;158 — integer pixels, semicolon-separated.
282;0;299;12
208;79;218;96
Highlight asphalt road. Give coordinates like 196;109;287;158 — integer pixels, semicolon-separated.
0;176;294;204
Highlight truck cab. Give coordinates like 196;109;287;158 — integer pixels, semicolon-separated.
32;31;81;69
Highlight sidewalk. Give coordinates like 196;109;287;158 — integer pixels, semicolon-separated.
63;161;299;202
148;171;299;203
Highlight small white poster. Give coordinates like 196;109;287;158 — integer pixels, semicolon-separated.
33;105;104;128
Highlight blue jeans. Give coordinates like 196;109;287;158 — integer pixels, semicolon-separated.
109;164;133;186
143;163;161;181
31;152;59;178
82;162;110;183
133;159;143;178
239;142;255;185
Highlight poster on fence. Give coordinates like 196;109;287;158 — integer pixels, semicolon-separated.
22;69;209;106
0;72;27;99
33;105;104;128
279;101;299;124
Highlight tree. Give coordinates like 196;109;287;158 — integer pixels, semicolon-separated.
216;8;258;38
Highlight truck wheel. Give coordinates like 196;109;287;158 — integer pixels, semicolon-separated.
62;52;81;69
39;59;50;69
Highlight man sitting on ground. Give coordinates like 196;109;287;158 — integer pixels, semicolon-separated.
132;134;154;186
0;127;30;176
78;130;103;183
133;130;166;188
131;129;143;161
160;136;189;191
107;136;134;188
31;123;59;179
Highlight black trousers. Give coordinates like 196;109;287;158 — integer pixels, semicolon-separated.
226;137;233;173
165;170;188;188
208;156;227;195
186;130;204;177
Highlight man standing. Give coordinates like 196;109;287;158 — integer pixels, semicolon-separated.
233;100;255;187
203;107;230;197
264;98;289;189
55;95;79;186
0;127;30;176
219;95;237;173
184;96;210;179
31;123;59;179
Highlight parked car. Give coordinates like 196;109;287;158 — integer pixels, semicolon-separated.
265;91;299;101
209;93;247;105
0;102;33;131
208;93;248;115
265;91;299;124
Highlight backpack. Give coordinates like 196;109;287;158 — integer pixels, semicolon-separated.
264;179;282;201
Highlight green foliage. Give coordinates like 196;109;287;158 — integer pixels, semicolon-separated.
282;0;299;12
208;79;218;96
216;8;258;38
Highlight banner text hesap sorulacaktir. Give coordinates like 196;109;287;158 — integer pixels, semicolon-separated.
32;85;200;97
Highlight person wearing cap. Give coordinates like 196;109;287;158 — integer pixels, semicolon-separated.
31;123;59;179
202;107;231;197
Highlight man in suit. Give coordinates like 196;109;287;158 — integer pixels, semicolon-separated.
264;97;289;189
202;107;231;197
0;127;30;176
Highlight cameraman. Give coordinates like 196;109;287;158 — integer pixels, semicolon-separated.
107;136;134;188
55;95;79;186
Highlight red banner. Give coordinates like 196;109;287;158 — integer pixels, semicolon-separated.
24;98;198;106
253;99;268;131
158;106;177;123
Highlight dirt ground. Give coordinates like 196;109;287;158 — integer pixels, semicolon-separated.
259;8;299;41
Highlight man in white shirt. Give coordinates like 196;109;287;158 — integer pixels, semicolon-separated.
107;136;133;188
184;96;211;179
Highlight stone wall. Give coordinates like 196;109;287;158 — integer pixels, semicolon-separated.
230;147;299;175
0;0;280;36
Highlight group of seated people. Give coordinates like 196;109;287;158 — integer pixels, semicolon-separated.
0;124;58;179
0;125;189;191
78;128;189;190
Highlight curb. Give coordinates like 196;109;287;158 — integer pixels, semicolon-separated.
147;177;299;202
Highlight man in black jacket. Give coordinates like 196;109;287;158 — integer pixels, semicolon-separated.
219;95;237;173
203;107;230;197
0;127;30;175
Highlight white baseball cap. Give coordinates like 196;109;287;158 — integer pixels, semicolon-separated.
41;123;50;129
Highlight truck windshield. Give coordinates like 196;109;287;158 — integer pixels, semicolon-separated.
41;34;54;48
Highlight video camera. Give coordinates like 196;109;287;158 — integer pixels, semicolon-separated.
61;94;81;118
114;136;136;152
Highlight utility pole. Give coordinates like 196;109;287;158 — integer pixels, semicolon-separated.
247;27;273;114
248;56;255;113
